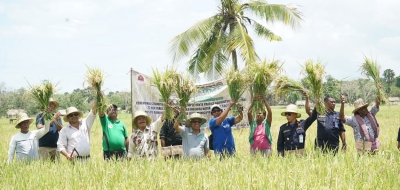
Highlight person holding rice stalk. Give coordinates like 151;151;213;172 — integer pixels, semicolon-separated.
35;98;63;162
57;101;97;161
247;95;273;157
277;102;317;157
304;92;347;154
128;110;165;160
339;95;381;153
8;113;51;163
209;100;243;158
173;112;210;159
99;104;129;160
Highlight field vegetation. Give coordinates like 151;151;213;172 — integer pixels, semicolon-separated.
0;105;399;189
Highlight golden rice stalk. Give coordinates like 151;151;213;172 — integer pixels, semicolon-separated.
301;59;325;114
274;76;305;99
225;68;250;115
85;65;108;114
152;66;178;121
27;81;56;120
248;59;283;113
360;55;387;104
174;74;196;121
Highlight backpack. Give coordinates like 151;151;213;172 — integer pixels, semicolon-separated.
208;134;214;150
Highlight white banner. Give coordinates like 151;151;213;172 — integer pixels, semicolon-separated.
130;69;251;130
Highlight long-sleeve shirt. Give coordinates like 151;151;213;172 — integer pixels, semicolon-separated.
57;110;95;157
277;110;317;156
344;105;379;141
8;120;50;163
128;117;164;159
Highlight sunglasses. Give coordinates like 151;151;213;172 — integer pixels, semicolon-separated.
191;120;202;124
68;112;80;118
285;112;294;116
212;109;222;113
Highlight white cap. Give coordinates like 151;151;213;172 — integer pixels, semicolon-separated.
210;104;223;113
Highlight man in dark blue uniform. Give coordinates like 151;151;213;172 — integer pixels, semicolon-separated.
277;104;316;156
304;92;346;154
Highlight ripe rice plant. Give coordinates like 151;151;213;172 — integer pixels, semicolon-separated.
274;76;304;99
27;81;56;120
174;74;196;121
85;66;108;114
152;67;178;120
301;59;326;114
360;55;387;104
225;68;250;115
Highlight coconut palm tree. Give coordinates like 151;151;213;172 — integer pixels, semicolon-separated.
169;0;303;79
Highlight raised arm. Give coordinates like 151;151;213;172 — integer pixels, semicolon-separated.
339;95;346;123
37;118;51;139
173;118;181;133
263;96;272;127
247;101;254;124
215;99;235;126
303;90;312;116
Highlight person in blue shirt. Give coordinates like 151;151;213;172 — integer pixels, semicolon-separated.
209;100;243;158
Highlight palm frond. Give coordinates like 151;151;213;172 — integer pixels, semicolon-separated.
169;16;218;63
251;19;282;41
227;19;257;65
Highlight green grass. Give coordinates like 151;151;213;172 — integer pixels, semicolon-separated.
1;105;400;189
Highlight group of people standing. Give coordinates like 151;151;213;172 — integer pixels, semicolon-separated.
7;91;396;163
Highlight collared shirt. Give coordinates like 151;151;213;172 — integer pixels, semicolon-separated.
36;112;63;148
277;113;316;156
57;110;95;157
160;119;182;146
127;117;164;159
179;127;209;158
209;117;236;154
8;121;50;163
344;105;379;141
100;115;128;151
312;110;345;148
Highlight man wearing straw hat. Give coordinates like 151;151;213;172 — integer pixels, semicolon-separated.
304;92;347;154
173;112;210;158
8;113;51;163
277;104;316;156
99;104;129;160
35;98;62;161
339;96;381;152
128;110;164;160
209;99;243;158
57;103;97;161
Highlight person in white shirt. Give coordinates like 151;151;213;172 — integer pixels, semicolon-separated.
128;111;164;160
8;113;51;163
57;103;96;161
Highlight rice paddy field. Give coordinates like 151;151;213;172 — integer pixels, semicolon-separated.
1;105;399;189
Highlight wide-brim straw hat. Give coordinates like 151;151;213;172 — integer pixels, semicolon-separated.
63;107;83;122
40;98;60;110
185;113;207;127
281;104;301;118
352;98;370;113
15;113;34;128
132;110;152;130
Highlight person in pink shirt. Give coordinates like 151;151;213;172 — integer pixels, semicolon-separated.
247;95;272;157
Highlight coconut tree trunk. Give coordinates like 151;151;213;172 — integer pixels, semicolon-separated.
232;49;238;71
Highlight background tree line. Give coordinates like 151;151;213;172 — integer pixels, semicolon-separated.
0;83;131;117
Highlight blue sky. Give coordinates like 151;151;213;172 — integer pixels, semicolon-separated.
1;0;399;93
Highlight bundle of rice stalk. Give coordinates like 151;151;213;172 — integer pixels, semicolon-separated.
248;59;283;113
225;68;250;115
301;59;325;114
28;81;56;121
85;66;108;114
360;56;387;104
274;76;304;99
152;67;178;121
174;75;196;121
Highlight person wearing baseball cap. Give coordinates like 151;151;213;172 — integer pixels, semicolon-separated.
8;113;51;163
209;99;243;158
